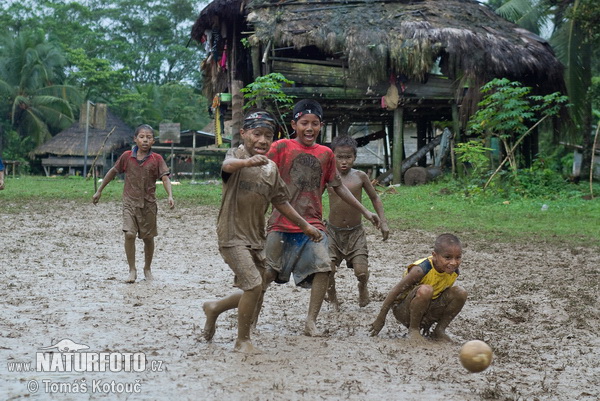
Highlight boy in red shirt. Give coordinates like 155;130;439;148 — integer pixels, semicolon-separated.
93;124;174;283
262;99;380;336
202;110;322;353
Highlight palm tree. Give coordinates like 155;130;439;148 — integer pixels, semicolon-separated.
491;0;598;177
0;30;82;148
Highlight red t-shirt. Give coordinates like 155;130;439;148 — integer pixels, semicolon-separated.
114;148;170;208
267;139;341;232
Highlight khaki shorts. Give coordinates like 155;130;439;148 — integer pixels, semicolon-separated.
123;203;158;239
392;286;456;332
219;246;265;291
327;222;369;269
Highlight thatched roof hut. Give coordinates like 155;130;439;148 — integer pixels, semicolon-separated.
33;104;133;176
191;0;565;181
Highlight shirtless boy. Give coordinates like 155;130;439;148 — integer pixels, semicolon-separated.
326;135;389;308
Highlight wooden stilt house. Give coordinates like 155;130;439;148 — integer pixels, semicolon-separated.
191;0;565;183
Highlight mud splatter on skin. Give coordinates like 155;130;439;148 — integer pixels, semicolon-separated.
1;200;599;400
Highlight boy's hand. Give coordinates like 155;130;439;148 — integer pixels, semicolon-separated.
365;212;380;229
303;225;323;242
92;192;101;204
369;317;385;336
380;221;389;241
246;155;269;167
168;196;175;209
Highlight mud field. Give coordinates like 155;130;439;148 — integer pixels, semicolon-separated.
1;199;599;400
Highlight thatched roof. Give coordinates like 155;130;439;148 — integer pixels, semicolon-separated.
33;109;133;156
192;0;564;93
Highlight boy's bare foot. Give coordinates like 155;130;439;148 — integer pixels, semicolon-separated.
144;269;153;281
431;330;454;343
126;269;137;283
202;302;218;341
406;329;429;346
358;283;370;307
234;340;261;354
304;319;321;337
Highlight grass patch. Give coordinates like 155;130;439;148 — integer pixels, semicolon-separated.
2;176;599;248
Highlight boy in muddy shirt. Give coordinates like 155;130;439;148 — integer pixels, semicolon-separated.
202;110;322;353
92;124;174;283
260;99;380;337
370;233;467;343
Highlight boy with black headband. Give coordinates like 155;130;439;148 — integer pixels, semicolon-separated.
202;109;322;353
261;99;381;336
93;124;174;283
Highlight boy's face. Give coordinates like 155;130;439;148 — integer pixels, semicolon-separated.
134;129;155;152
241;127;274;156
432;244;462;274
291;114;323;147
333;145;356;174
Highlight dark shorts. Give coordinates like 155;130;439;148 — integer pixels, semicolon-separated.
392;286;457;331
265;231;331;288
326;222;369;268
122;203;158;239
219;246;264;291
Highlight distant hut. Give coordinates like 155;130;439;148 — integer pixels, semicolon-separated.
191;0;565;182
33;103;132;176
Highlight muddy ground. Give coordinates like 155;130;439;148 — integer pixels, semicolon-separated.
1;199;599;400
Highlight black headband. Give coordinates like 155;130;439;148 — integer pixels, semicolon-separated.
293;108;323;121
243;111;277;131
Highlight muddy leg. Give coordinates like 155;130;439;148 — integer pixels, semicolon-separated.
124;232;137;283
305;272;328;337
354;263;370;307
407;285;433;345
326;266;340;311
431;286;467;343
202;291;243;341
142;237;154;281
234;285;262;353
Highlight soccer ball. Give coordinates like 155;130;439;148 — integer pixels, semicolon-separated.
459;340;493;373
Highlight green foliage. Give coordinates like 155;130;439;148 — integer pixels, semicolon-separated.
241;73;296;136
454;140;493;177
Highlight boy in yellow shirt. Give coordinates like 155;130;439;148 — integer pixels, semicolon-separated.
370;233;467;343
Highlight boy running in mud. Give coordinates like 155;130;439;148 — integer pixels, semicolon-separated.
326;135;389;309
202;110;322;353
261;99;380;337
92;124;174;283
370;233;467;343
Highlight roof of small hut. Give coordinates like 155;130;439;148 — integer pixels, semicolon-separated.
192;0;564;93
33;110;133;156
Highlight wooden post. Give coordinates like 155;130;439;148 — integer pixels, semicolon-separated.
231;79;244;148
451;101;463;177
392;108;404;185
416;117;427;167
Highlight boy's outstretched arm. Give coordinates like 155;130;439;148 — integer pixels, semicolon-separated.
273;202;323;242
222;155;269;173
369;267;424;336
161;175;175;209
332;183;380;229
361;174;389;240
92;167;118;204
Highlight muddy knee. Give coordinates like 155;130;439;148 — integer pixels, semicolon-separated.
124;231;137;241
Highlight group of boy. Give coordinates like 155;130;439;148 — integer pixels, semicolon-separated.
93;100;467;354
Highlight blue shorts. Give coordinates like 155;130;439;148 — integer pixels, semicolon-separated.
265;231;331;288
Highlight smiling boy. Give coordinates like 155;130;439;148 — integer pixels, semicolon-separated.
93;124;174;283
261;99;380;336
370;233;467;343
202;110;322;353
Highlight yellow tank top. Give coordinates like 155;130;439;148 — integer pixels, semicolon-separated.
404;256;458;299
